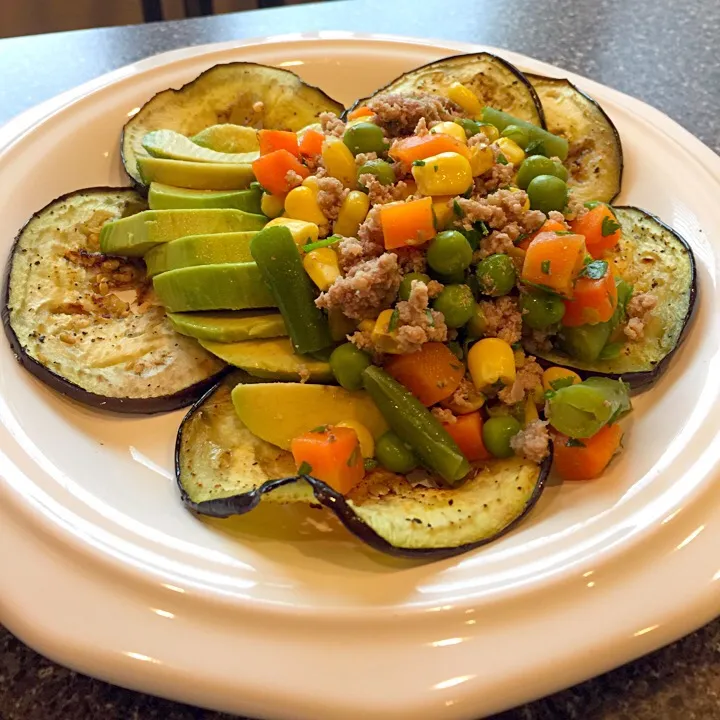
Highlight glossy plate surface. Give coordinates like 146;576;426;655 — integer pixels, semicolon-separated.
0;34;719;720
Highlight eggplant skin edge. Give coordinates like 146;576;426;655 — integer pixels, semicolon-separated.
2;186;228;414
530;205;698;391
174;380;551;560
345;51;546;129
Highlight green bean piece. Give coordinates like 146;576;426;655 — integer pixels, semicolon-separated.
329;343;371;391
482;416;522;458
375;431;418;473
362;366;471;485
398;272;431;301
250;226;332;355
501;124;531;149
343;122;389;156
476;254;517;296
481;107;569;160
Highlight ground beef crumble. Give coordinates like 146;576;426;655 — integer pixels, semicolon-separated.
498;356;543;404
431;406;457;424
320;111;345;137
394;246;428;274
366;92;459;137
285;169;305;190
441;377;485;414
316;176;348;221
355;151;378;167
413;117;429;136
478;296;523;345
315;252;401;320
392;279;448;352
510;420;550;463
359;175;411;206
624;292;658;341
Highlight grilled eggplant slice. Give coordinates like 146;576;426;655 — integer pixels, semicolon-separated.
176;376;550;558
122;62;344;187
352;52;544;127
3;188;225;413
527;73;623;204
526;207;696;389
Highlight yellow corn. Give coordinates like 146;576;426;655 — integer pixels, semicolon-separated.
467;338;516;389
302;247;340;291
447;81;483;116
328;308;357;342
284;185;327;227
430;121;467;144
322;136;357;188
411;152;473;197
260;192;285;219
336;420;375;458
496;137;525;166
524;395;540;425
542;367;582;393
468;145;495;176
479;123;500;143
431;196;454;230
301;175;320;193
358;319;376;333
266;217;319;246
396;178;417;199
371;309;404;354
334;190;370;237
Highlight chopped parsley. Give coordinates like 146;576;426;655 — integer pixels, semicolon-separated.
303;235;341;252
452;199;465;217
433;164;439;172
566;438;586;448
297;461;313;475
426;309;435;326
524;139;547;156
497;153;509;165
363;458;378;471
601;215;622;236
473;220;490;237
412;159;426;167
579;259;609;280
310;425;329;433
388;308;400;333
549;376;576;391
541;259;551;274
462;186;473;199
511;341;522;351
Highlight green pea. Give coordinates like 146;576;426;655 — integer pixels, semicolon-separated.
375;431;418;473
465;304;486;339
520;289;566;330
357;159;396;188
501;124;531;149
343;121;389;156
482;416;522;458
454;118;484;138
398;272;431;301
516;155;569;190
476;254;516;297
447;341;464;360
426;230;473;275
329;343;371;391
527;174;569;213
433;284;475;328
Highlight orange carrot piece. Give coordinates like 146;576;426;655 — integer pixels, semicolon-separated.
291;426;365;495
521;232;586;297
443;411;491;462
347;105;375;121
251;149;309;195
298;129;324;158
389;134;471;165
258;129;300;157
570;204;622;259
385;342;465;406
562;270;618;326
517;218;567;251
553;424;623;480
381;197;436;249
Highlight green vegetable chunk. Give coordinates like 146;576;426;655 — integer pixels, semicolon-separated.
482;107;569;160
343;122;388;155
520;289;566;329
250;226;332;355
433;284;475;328
375;431;418;473
454;118;485;138
399;272;432;301
427;230;473;275
476;254;516;296
357;159;396;187
501;124;531;148
362;366;471;485
547;377;631;438
482;416;522;458
330;343;371;391
527;175;569;213
516;155;568;189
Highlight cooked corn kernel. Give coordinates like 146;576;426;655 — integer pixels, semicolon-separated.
430;121;467;144
302;247;340;290
336;420;375;458
467;338;517;389
260;192;285;219
431;196;454;230
524;395;540;425
496;137;526;166
301;175;321;193
322;136;357;188
284;185;327;227
411;152;473;196
358;319;376;333
469;145;495;176
480;124;500;143
396;178;417;200
334;190;370;236
265;217;320;246
447;81;483;116
371;309;404;354
328;308;357;342
542;367;582;393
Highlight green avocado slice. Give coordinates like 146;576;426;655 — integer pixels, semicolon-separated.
153;262;275;312
142;129;260;164
99;208;265;257
148;183;262;213
137;157;255;191
200;338;333;382
192;124;260;153
168;311;287;343
144;231;258;277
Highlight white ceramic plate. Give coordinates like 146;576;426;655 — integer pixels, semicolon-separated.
0;33;719;720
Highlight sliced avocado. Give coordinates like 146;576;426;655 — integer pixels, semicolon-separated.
202;338;334;384
153;262;274;312
137;157;255;191
168;311;287;342
144;231;258;277
99;208;265;257
148;183;263;213
142;129;260;164
232;381;388;449
192;124;259;153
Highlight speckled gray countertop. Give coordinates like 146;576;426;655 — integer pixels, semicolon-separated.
0;1;719;718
